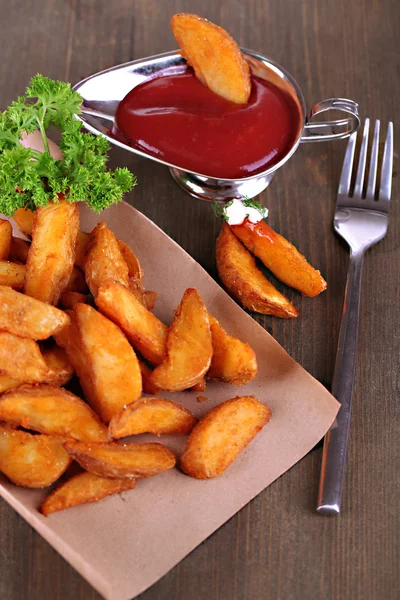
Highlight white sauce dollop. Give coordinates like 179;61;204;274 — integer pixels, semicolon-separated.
224;198;268;225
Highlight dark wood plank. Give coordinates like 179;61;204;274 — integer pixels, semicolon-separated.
0;0;399;599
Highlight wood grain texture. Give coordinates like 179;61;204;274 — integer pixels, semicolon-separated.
0;0;399;599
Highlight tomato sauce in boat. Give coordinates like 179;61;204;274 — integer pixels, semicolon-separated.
114;68;301;180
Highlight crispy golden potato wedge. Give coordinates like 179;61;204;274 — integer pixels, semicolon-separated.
181;396;271;479
0;260;25;289
171;13;251;104
40;471;136;515
74;303;142;423
42;346;74;387
96;280;168;365
24;199;80;305
230;220;327;297
216;223;299;318
9;237;30;264
0;285;70;340
12;207;34;237
109;397;197;438
59;291;88;310
75;231;90;270
0;332;48;382
0;219;12;260
0;384;108;442
63;440;176;479
0;346;73;391
149;288;212;392
117;239;144;281
65;267;89;294
208;315;257;384
84;222;129;297
0;426;71;488
138;359;160;395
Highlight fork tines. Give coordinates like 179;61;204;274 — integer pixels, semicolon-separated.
338;119;393;211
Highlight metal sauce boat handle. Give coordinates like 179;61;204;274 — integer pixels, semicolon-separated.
301;98;360;143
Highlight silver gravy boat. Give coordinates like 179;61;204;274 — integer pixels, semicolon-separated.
74;49;360;202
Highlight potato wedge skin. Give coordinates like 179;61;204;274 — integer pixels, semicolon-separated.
0;384;108;442
216;223;299;318
12;207;34;237
0;219;12;260
230;220;327;297
0;285;70;340
96;280;167;365
9;237;30;264
63;440;176;479
150;288;212;392
59;291;88;310
0;332;48;382
180;396;271;479
0;426;71;488
109;397;197;438
84;222;129;297
40;471;136;515
208;315;257;384
74;303;142;423
24;199;80;305
171;13;251;104
0;260;25;289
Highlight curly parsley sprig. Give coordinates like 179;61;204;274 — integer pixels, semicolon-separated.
0;74;136;216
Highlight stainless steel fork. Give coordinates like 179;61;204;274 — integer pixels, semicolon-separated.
317;118;394;515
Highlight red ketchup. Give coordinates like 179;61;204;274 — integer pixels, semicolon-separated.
114;68;300;179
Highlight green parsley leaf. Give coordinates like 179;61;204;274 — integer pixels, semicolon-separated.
0;74;136;216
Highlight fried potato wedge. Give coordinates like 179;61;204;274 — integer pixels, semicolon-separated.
129;280;158;311
75;231;90;270
24;199;80;305
84;222;129;297
0;219;12;260
109;397;197;438
0;332;48;382
0;346;73;391
0;385;108;442
59;291;88;310
42;346;74;387
180;396;272;479
171;13;251;104
0;426;71;488
138;359;160;395
149;288;212;392
0;260;25;289
65;267;89;294
9;237;30;264
216;223;299;318
0;285;70;339
74;303;142;423
40;471;136;515
230;220;327;297
12;207;34;237
208;315;257;384
96;280;168;365
117;239;144;281
63;440;176;479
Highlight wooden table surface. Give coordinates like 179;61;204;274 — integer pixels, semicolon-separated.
1;1;399;599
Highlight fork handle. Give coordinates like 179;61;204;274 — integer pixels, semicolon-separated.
317;250;365;515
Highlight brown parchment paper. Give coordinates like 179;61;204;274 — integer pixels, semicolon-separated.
0;202;339;600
